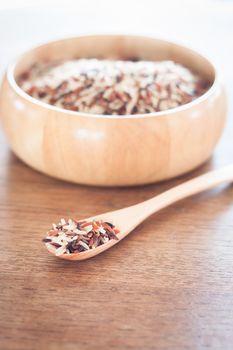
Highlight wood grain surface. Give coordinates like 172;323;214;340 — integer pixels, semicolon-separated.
0;2;233;350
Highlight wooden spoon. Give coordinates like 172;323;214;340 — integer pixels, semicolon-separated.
46;165;233;261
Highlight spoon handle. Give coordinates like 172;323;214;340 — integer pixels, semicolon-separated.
126;164;233;225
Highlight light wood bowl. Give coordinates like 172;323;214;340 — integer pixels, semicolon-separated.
0;35;227;186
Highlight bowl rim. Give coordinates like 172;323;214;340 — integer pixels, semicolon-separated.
6;34;219;120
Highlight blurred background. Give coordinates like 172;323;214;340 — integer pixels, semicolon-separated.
0;0;232;76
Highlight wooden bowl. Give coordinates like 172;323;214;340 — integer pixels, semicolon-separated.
0;35;227;186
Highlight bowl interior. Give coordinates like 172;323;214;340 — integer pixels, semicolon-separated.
13;35;215;88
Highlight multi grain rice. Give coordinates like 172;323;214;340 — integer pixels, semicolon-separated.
43;218;119;256
18;59;209;115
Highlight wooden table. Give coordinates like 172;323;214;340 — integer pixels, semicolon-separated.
0;2;233;349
